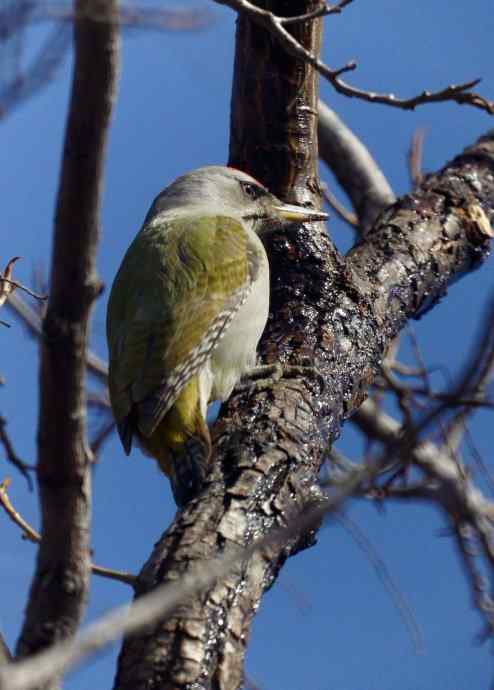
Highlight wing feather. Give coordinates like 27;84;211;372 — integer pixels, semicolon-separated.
106;215;260;448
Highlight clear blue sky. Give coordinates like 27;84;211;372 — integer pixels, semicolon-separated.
1;1;494;689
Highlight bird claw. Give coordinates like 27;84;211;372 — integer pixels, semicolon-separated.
234;361;325;395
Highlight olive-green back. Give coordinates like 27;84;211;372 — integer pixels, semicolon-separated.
106;214;259;448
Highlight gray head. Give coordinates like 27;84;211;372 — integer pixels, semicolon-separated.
144;166;327;231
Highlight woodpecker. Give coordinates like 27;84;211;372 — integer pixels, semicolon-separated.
106;166;327;506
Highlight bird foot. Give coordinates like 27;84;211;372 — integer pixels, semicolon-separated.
235;361;324;394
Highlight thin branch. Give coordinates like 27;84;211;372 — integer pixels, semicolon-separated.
318;100;395;233
353;399;494;523
6;292;109;382
90;418;115;455
0;257;20;310
412;295;494;442
39;3;213;31
409;390;494;410
0;2;212;118
0;417;34;489
0;479;39;542
463;427;494;498
0;278;47;302
0;478;135;586
282;0;355;24
215;0;494;115
453;524;494;638
408;128;426;188
322;185;358;228
335;512;424;653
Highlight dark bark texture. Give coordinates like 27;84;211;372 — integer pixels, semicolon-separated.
15;1;119;684
113;2;493;689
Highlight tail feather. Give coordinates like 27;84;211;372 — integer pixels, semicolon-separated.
137;376;212;506
116;418;133;455
169;435;211;507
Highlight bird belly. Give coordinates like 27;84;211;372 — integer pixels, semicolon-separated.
210;263;269;401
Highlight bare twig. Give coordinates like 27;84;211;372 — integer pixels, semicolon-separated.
0;417;33;489
87;390;111;409
453;524;494;638
90;419;115;455
352;390;494;636
322;185;358;228
318;100;395;233
0;21;71;118
6;292;109;382
0;258;21;320
463;427;494;498
335;512;424;653
39;3;213;31
413;296;494;442
407;389;494;411
0;3;211;118
0;278;47;302
353;398;494;522
215;0;494;115
282;0;355;24
0;478;135;586
0;478;39;543
408;128;426;188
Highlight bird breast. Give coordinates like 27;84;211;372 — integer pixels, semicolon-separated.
209;241;270;402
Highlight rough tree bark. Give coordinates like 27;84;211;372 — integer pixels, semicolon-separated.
111;3;493;690
15;2;119;688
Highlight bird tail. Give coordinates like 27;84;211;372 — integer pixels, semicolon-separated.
139;376;212;507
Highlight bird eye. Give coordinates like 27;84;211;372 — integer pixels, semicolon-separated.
241;182;265;200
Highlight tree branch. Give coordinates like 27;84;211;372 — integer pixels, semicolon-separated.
353;398;494;523
215;0;494;114
112;2;494;687
7;292;109;383
318;100;395;233
281;0;355;24
0;467;367;690
15;1;120;682
0;479;135;586
0;417;34;488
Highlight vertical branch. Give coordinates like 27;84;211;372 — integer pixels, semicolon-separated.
228;0;323;206
15;0;119;679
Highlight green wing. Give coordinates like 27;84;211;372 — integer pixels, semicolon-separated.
106;214;260;451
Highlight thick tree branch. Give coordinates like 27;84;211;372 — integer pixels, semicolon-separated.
115;132;494;683
15;1;120;682
318;100;395;233
0;467;367;690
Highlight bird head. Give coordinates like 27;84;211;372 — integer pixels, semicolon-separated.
144;166;328;232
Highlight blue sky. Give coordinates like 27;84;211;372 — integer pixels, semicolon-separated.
1;1;494;689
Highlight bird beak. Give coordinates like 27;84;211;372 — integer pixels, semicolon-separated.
274;203;328;223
